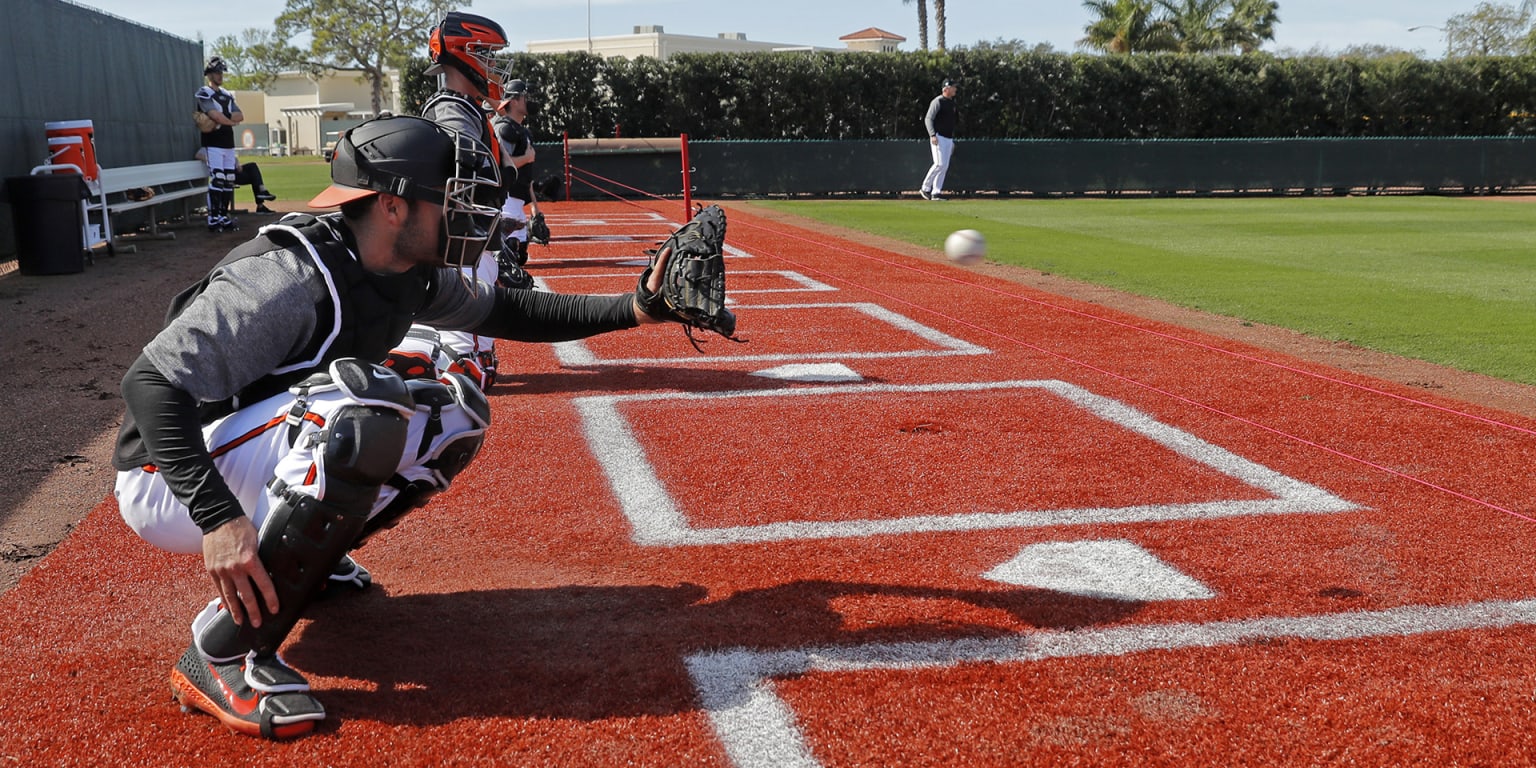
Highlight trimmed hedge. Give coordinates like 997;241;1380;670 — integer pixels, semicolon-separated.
404;51;1536;141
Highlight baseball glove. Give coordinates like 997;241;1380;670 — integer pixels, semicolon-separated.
193;110;217;134
635;204;741;349
529;212;550;246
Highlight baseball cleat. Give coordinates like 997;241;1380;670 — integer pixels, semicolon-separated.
169;645;324;739
324;552;371;592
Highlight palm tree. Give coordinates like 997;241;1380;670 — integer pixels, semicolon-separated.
935;0;948;51
1079;0;1176;53
1226;0;1279;53
902;0;929;50
1156;0;1233;53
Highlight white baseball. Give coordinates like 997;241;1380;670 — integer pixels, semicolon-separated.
944;229;986;266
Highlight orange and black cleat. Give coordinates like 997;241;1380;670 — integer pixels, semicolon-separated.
168;645;324;739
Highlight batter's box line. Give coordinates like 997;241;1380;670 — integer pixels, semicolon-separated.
575;380;1359;547
554;302;991;367
537;270;837;295
686;597;1536;768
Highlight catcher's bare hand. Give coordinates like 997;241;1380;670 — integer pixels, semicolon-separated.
203;516;278;627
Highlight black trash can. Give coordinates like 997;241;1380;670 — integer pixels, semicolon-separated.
5;173;89;275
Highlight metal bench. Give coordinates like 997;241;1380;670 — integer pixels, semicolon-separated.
29;159;208;256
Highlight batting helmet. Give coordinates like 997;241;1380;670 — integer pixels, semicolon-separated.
204;56;228;75
309;115;503;268
426;12;512;102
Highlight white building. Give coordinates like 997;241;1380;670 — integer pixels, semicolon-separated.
234;68;404;156
527;25;893;58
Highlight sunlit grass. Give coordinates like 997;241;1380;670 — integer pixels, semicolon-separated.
749;197;1536;385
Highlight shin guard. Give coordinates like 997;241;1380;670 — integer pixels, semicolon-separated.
197;359;413;660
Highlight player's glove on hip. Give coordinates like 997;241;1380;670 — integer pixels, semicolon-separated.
529;212;551;246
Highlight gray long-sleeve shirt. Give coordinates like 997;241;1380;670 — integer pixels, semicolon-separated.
925;95;958;139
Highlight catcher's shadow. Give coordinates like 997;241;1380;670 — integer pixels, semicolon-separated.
285;578;1142;728
489;364;888;397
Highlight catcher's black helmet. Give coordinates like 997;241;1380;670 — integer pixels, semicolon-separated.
310;115;503;268
204;56;228;75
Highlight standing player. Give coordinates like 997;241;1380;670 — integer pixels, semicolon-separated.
410;10;526;394
919;78;959;201
197;56;245;231
492;78;544;275
114;114;722;738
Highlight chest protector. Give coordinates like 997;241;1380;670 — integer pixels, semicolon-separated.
163;214;436;421
422;89;502;169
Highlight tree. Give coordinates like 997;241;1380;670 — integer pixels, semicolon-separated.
1156;0;1232;52
210;28;307;91
1333;43;1424;61
274;0;454;116
1444;1;1529;57
1148;0;1278;54
902;0;930;50
935;0;948;51
1079;0;1176;54
961;37;1057;54
1226;0;1279;53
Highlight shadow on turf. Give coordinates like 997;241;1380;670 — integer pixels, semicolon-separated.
286;580;1141;727
491;365;883;397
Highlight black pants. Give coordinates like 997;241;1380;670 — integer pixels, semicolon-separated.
234;162;268;202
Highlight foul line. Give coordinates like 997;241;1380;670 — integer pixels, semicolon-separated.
723;210;1536;524
687;596;1536;768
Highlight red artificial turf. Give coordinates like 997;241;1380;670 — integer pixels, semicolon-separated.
3;200;1535;766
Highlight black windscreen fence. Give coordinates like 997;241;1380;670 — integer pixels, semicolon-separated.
556;138;1536;199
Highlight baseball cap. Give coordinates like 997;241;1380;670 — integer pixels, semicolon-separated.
308;115;456;208
942;78;958;88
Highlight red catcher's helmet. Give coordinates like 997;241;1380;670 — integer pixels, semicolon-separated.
427;12;511;101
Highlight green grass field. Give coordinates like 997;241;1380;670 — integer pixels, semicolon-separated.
750;197;1536;386
253;156;331;205
244;162;1536;386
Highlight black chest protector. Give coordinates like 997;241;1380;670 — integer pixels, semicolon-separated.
422;89;502;171
164;214;436;421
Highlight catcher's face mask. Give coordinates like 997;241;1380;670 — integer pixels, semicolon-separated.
438;132;503;269
310;115;503;268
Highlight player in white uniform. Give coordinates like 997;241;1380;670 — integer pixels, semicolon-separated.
492;78;543;271
196;57;244;231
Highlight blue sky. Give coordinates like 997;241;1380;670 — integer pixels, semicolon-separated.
76;0;1485;57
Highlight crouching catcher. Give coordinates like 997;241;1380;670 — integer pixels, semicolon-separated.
112;113;735;739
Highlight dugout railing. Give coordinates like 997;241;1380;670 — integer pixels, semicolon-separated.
528;136;1536;200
